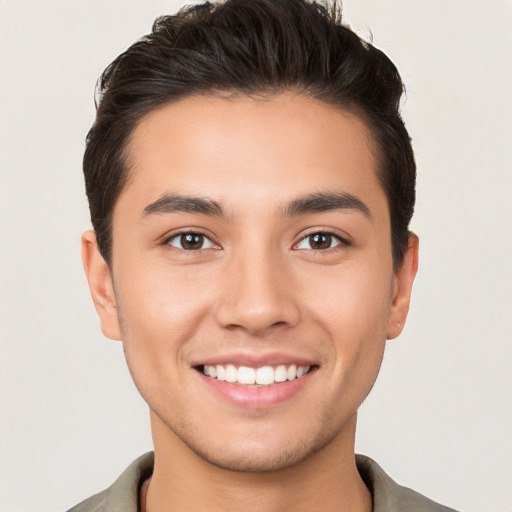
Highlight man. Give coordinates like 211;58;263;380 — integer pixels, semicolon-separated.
70;0;458;510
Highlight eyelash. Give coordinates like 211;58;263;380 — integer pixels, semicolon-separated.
163;230;219;253
294;231;351;252
163;229;350;253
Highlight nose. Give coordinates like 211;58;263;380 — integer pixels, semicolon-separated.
214;247;301;336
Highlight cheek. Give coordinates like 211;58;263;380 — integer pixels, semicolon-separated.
299;259;393;379
113;264;219;417
114;263;215;370
302;259;393;332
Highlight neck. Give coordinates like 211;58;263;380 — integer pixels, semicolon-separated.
145;412;372;512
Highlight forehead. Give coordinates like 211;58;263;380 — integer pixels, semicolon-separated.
119;93;385;217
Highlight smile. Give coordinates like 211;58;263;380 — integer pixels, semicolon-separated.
202;364;312;386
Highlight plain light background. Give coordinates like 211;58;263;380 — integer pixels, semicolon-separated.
0;1;510;511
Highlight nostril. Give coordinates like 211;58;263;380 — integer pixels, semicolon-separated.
271;321;287;328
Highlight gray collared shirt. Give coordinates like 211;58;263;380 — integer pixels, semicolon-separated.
66;452;459;512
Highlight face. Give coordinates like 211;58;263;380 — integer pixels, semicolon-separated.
83;93;417;472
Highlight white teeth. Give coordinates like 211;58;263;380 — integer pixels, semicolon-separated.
238;366;256;385
256;366;275;385
216;365;225;381
203;363;312;386
297;366;307;378
274;365;287;382
225;364;237;383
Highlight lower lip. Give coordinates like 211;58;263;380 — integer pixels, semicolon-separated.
198;369;316;409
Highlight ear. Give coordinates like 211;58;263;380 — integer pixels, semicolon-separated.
81;230;122;341
387;233;419;340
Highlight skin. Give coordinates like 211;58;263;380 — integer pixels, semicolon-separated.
82;93;418;512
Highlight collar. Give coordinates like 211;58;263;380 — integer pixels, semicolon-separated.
71;452;457;512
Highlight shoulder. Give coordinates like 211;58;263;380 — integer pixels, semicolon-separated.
356;454;460;512
66;490;108;512
65;452;154;512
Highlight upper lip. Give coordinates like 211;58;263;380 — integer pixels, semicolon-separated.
190;352;318;368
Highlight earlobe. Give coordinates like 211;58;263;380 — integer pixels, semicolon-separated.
81;230;122;341
387;233;419;340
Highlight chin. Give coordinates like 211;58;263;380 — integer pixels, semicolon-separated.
188;440;318;473
166;416;342;473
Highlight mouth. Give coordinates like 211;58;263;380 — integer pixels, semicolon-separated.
196;363;316;386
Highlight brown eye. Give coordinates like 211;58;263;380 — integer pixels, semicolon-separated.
167;232;216;251
309;233;332;250
295;232;342;251
181;233;204;250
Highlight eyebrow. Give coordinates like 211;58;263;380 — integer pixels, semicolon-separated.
284;191;372;219
143;190;371;220
143;194;225;217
